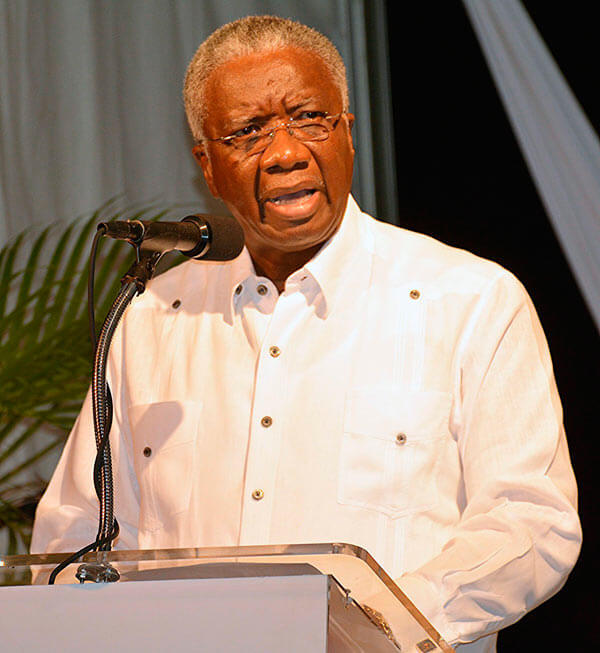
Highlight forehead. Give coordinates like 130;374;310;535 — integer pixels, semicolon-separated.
203;46;342;129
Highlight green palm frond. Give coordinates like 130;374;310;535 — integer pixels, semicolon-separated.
0;201;181;554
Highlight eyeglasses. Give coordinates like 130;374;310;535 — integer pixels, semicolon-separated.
206;112;344;156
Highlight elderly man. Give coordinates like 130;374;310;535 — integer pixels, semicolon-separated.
32;15;581;651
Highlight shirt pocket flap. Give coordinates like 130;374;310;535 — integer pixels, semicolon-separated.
344;387;452;442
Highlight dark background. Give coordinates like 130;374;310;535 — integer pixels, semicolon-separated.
383;2;598;650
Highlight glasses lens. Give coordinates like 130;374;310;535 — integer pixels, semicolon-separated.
233;116;338;154
244;134;270;154
292;123;329;142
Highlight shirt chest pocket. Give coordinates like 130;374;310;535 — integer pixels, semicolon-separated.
129;401;201;532
338;387;452;518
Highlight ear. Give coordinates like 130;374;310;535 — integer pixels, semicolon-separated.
344;113;355;156
192;143;220;198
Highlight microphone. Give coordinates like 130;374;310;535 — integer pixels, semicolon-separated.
98;214;245;261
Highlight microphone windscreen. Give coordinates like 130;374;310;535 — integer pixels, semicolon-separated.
186;214;245;261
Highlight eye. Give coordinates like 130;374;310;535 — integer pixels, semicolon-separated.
232;123;262;138
296;111;327;121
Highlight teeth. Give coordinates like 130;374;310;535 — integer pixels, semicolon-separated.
270;189;315;205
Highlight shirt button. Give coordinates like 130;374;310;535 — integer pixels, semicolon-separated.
261;416;273;427
257;284;268;295
395;433;407;445
269;346;281;358
409;289;421;300
235;284;243;295
143;446;152;457
252;489;265;501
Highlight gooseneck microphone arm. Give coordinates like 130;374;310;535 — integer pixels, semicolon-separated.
75;252;161;584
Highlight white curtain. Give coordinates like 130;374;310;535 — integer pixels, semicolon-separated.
463;0;600;331
0;0;378;244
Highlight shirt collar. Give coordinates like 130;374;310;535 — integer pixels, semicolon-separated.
226;248;258;318
220;194;372;319
300;194;372;317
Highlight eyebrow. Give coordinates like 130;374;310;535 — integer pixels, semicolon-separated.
223;98;322;131
285;100;313;113
226;113;273;130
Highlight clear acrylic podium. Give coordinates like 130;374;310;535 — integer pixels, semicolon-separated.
0;542;454;652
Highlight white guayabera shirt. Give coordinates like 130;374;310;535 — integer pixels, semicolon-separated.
32;196;581;651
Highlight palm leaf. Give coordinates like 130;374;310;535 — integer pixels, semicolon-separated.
0;233;24;319
6;228;50;346
29;223;76;332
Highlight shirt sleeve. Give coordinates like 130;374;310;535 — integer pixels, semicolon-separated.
367;270;582;647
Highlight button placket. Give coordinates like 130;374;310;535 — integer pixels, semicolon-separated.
239;289;295;544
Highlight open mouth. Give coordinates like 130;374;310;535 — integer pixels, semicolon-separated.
267;189;317;205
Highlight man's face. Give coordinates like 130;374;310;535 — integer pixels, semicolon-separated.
193;47;355;262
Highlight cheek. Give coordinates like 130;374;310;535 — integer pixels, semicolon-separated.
323;150;354;192
213;158;251;197
212;158;263;221
320;133;354;181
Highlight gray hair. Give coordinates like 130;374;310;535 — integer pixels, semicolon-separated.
183;15;349;141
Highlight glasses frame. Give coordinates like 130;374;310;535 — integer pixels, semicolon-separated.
204;112;345;155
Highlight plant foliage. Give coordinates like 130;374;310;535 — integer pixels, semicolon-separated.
0;201;175;555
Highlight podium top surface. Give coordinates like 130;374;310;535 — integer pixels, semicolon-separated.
3;541;368;566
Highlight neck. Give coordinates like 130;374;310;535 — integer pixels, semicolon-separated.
249;244;322;293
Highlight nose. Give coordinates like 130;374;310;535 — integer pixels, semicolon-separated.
259;126;310;173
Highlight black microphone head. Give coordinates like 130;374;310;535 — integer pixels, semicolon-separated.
181;214;245;261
